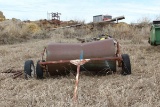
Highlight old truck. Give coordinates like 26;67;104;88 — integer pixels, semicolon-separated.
149;20;160;46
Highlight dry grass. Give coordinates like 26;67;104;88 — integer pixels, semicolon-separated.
0;11;5;21
1;23;160;107
0;20;50;44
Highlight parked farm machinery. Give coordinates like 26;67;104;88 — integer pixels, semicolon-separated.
24;38;131;78
23;38;131;101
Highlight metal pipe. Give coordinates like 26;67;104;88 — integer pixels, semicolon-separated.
42;47;46;61
13;72;23;79
39;57;122;65
116;42;122;67
73;65;80;102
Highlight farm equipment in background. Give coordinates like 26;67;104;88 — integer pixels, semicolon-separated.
148;20;160;46
24;38;131;102
76;33;114;43
93;15;125;23
36;14;125;31
93;14;112;23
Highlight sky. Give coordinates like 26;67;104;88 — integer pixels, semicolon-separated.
0;0;160;23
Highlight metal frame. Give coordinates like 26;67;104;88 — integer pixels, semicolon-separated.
38;41;122;102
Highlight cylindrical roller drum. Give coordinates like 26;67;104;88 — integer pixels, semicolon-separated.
46;39;116;75
82;39;115;59
46;43;81;61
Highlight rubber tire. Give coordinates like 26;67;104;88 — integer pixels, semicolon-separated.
148;38;150;44
154;42;157;46
24;60;34;78
149;38;154;46
121;54;131;75
36;60;43;79
149;38;157;46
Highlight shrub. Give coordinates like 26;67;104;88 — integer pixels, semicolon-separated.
0;20;49;44
0;11;5;21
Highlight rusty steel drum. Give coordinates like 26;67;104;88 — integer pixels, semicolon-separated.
46;39;116;75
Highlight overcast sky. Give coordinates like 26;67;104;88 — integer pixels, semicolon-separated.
0;0;160;23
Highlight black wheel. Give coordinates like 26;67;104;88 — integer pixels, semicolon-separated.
154;41;157;46
150;39;157;46
148;38;150;44
36;60;43;79
121;54;131;75
24;60;35;79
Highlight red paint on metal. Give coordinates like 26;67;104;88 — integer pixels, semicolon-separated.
39;56;122;65
2;69;23;79
116;42;122;67
42;47;46;61
73;64;80;102
13;72;23;79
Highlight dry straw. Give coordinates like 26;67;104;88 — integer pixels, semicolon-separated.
1;19;159;107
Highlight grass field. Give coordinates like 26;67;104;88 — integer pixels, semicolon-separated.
0;21;160;107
